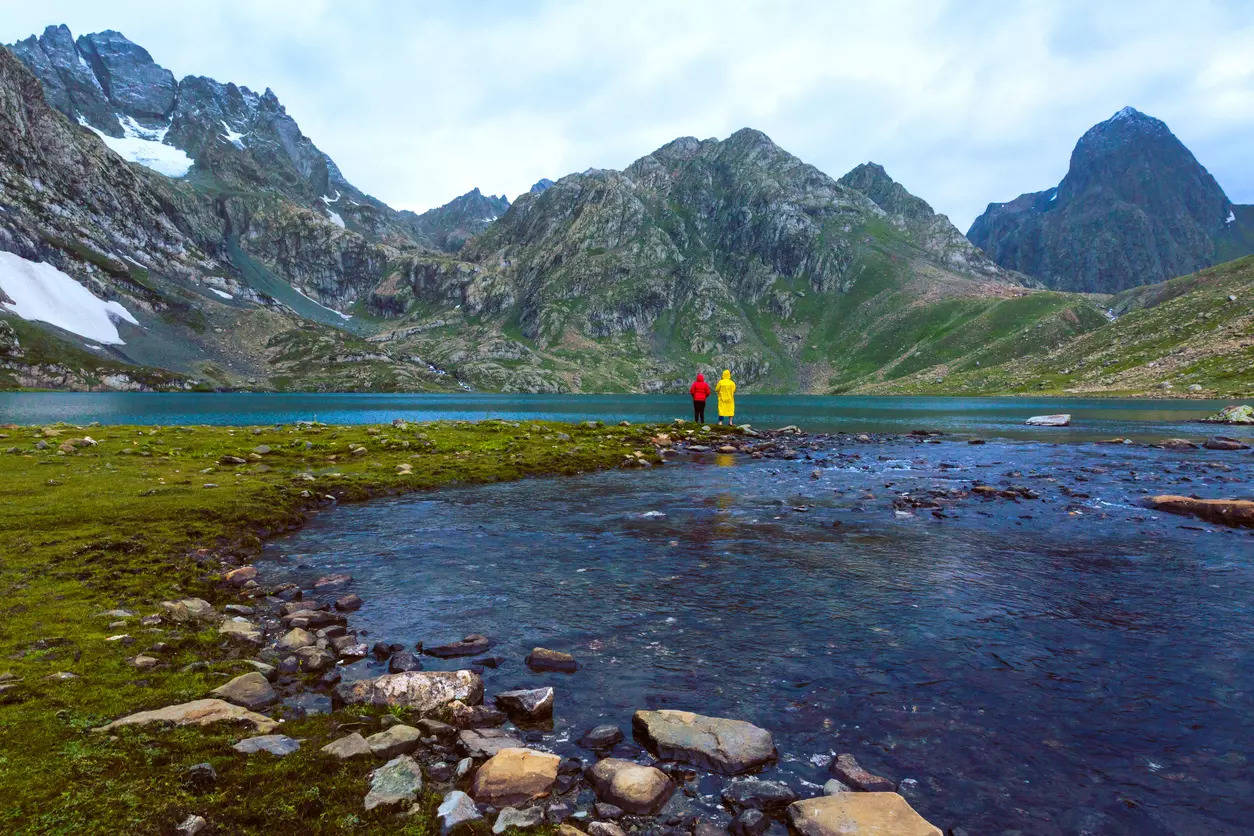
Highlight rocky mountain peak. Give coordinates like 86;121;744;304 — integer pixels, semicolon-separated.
838;162;936;222
528;178;554;196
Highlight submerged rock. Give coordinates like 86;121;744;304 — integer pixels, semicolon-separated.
721;778;798;812
426;634;493;658
787;793;941;836
526;647;578;673
579;724;625;750
828;753;894;792
632;709;776;774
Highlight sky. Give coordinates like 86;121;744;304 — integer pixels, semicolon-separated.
3;0;1252;230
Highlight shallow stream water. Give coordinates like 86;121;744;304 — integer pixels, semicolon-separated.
265;437;1254;834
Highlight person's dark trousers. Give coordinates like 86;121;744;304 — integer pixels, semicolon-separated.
693;399;706;422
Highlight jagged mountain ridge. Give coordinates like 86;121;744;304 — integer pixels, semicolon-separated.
968;107;1253;293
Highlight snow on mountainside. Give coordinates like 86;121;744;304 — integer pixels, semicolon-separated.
83;113;192;177
0;251;138;344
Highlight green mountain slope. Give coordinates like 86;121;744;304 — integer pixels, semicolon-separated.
865;255;1254;397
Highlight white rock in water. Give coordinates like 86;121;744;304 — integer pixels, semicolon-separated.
1024;414;1070;427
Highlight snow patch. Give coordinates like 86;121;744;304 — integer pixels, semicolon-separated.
1226;210;1236;225
327;210;345;228
293;286;352;320
208;288;233;300
220;121;246;148
87;115;193;178
1048;191;1057;202
321;191;341;204
0;251;139;344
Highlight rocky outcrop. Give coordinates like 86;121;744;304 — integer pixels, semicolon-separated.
403;187;510;252
1202;404;1254;424
969;107;1250;292
632;709;776;774
787;793;941;836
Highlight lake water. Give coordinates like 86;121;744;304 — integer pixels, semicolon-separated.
0;392;1246;442
264;437;1254;834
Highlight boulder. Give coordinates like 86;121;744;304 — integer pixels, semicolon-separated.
459;727;524;759
829;754;894;792
448;700;508;728
336;670;483;712
493;806;545;833
1145;495;1254;528
278;627;315;650
1024;414;1070;427
426;634;493;658
313;573;352;592
232;734;300;756
579;724;624;750
587;758;674;814
322;732;372;760
1203;437;1250;450
161;598;215;623
224;566;258;586
210;672;276;711
367;724;423;758
294;646;335;673
93;699;278;733
632;709;776;774
721;778;798;812
787;793;941;836
1201;404;1254;424
335;593;364;612
494;687;554;721
526;647;579;673
472;747;561;807
218;617;262;644
388;651;423;673
365;754;424;812
438;790;482;835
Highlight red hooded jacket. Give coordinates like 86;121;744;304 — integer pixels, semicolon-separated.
689;374;711;402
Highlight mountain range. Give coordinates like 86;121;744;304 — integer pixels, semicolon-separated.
0;25;1250;397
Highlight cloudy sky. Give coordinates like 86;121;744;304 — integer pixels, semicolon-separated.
4;0;1252;229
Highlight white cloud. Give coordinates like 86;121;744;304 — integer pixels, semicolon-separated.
4;0;1252;229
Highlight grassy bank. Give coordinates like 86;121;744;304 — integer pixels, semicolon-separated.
0;419;688;833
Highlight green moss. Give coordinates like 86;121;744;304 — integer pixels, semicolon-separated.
0;419;699;833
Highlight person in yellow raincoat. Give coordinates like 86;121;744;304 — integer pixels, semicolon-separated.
714;369;736;425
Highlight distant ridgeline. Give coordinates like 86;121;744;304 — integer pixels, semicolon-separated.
0;26;1250;397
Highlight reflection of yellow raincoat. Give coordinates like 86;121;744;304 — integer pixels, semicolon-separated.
715;370;736;417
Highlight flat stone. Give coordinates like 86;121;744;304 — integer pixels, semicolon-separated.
829;754;894;792
130;655;158;670
1024;414;1070;427
787;793;941;836
210;672;276;711
245;660;277;680
322;732;372;760
632;709;776;774
1146;495;1254;528
233;734;300;756
449;700;508;728
472;747;561;807
459;727;524;759
526;647;578;673
427;634;493;658
367;724;423;758
494;806;545;833
278;627;315;650
365;754;424;812
587;758;674;814
495;687;554;721
219;617;262;644
224;604;255;616
336;670;484;712
579;724;624;750
438;790;482;835
721;778;798;812
418;717;459;740
93;699;278;734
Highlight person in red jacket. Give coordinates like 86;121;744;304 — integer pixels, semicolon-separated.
689;372;711;423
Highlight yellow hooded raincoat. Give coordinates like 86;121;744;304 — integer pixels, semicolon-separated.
714;370;736;418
